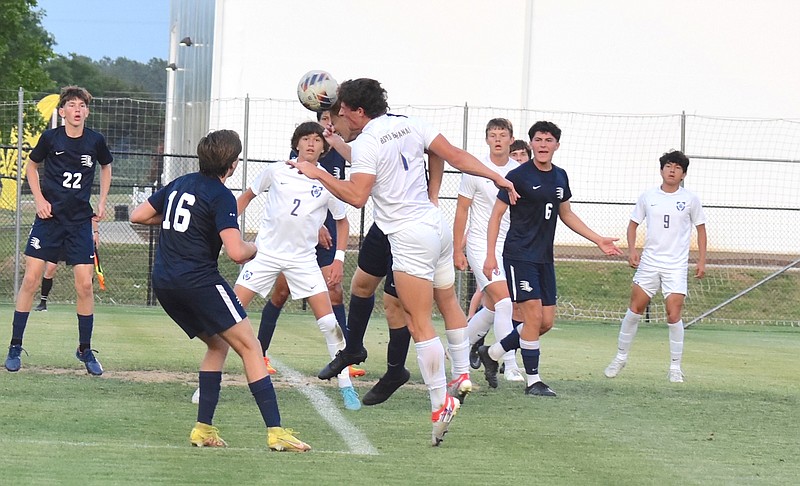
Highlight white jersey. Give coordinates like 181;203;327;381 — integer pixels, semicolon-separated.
458;154;518;254
632;185;706;271
350;113;439;234
251;161;346;264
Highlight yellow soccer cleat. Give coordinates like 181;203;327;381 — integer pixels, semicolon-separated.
268;427;311;452
348;365;366;378
190;422;227;447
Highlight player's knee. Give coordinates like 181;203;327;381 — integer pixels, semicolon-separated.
316;313;339;335
540;319;554;335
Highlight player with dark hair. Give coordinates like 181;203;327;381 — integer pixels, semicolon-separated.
509;139;531;163
130;129;310;452
5;86;112;375
604;150;706;383
479;121;622;397
235;121;360;410
291;78;518;446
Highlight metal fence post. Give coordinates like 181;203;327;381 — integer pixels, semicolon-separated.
14;87;24;297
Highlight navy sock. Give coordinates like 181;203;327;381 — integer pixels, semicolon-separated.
332;304;347;339
345;294;374;353
41;277;54;300
11;311;30;345
258;302;282;355
77;314;93;351
499;327;521;352
249;376;281;428
197;371;222;425
520;348;541;376
386;326;411;378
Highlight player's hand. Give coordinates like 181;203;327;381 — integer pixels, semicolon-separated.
483;255;499;281
94;205;106;221
287;159;323;180
453;249;468;271
34;196;52;219
494;177;519;205
628;250;640;268
327;260;343;287
597;237;623;256
318;226;333;249
695;262;706;279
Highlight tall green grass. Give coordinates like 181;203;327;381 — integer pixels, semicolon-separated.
1;304;798;485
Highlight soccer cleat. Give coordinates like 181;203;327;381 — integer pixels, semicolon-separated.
340;385;362;410
264;356;277;375
668;368;685;383
318;346;368;380
34;300;47;312
191;387;200;404
268;427;311;452
469;336;485;369
348;365;366;377
5;345;25;372
477;345;499;388
524;381;557;397
431;395;460;446
362;368;411;406
604;357;627;378
504;368;526;382
190;422;227;447
75;348;104;376
446;373;472;404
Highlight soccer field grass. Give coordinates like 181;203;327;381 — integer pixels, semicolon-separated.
1;304;798;485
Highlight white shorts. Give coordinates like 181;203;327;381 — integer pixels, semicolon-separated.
388;209;455;289
235;253;327;300
466;242;506;291
632;265;688;298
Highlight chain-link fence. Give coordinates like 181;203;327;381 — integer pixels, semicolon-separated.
2;92;799;325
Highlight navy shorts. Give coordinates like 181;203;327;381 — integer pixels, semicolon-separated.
25;218;93;265
316;212;337;267
503;259;557;306
155;280;247;339
357;223;397;298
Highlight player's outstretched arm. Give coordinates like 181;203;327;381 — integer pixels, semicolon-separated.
130;201;163;226
559;200;622;256
289;160;375;208
220;228;256;264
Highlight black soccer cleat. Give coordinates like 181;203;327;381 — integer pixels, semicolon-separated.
34;300;47;312
362;368;411;406
469;336;484;370
524;381;556;397
318;347;368;380
477;345;499;388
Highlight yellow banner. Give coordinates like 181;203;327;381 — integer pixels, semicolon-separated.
0;94;60;210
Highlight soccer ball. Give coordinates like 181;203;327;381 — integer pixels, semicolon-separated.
297;70;338;112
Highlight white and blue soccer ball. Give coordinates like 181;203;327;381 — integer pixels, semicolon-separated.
297;70;338;112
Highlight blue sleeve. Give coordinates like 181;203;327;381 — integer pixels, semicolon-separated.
28;130;52;163
213;188;240;233
96;134;113;165
147;185;169;214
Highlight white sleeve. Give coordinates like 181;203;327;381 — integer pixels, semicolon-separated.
413;116;441;149
690;193;707;226
457;173;477;199
328;196;347;220
350;136;378;176
250;165;277;195
630;190;647;224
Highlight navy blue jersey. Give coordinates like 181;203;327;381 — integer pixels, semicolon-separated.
28;126;113;225
498;162;572;263
149;172;240;289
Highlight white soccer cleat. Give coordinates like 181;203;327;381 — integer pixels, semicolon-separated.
431;395;460;446
504;368;526;382
191;387;200;404
668;368;685;383
604;357;627;378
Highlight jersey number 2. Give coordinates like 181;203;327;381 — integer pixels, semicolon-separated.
162;191;196;232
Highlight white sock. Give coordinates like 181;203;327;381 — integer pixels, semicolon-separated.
668;320;684;369
488;341;504;362
445;327;470;377
616;309;642;360
492;298;517;369
337;367;353;388
317;313;345;358
468;306;494;344
415;337;447;411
